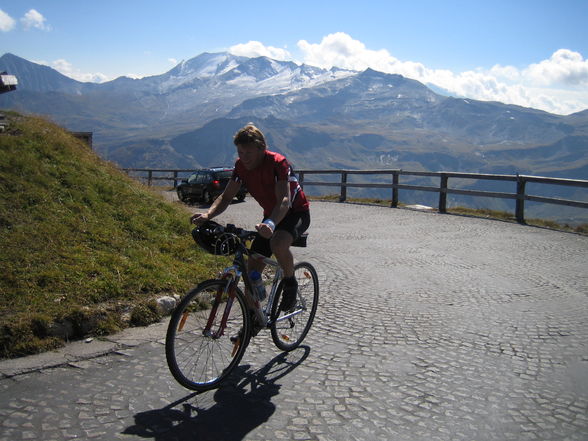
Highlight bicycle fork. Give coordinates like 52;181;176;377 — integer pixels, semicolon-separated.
204;277;237;339
176;276;237;340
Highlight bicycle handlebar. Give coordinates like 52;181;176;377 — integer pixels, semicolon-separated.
213;222;308;248
212;223;258;241
194;220;307;256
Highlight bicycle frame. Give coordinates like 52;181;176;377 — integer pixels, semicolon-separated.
201;233;303;340
246;248;312;325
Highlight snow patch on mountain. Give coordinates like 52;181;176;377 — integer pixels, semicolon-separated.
156;52;355;96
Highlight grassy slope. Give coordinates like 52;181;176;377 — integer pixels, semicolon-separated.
0;113;225;358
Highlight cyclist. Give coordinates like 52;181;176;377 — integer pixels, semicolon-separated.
190;124;310;313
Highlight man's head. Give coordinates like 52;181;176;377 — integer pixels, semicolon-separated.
233;124;267;170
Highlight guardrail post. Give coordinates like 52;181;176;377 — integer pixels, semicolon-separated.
340;171;348;202
391;171;399;207
439;173;448;213
516;175;526;224
298;171;305;189
172;171;179;188
147;170;153;187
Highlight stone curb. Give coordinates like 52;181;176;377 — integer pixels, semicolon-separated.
0;315;169;378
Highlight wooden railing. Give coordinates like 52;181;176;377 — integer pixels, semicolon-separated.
298;169;588;224
122;168;194;187
123;168;588;224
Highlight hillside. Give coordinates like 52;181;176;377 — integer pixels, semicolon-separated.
0;113;224;358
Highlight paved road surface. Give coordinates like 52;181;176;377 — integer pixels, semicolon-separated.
1;199;587;440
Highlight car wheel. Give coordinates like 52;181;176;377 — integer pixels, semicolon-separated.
177;188;187;203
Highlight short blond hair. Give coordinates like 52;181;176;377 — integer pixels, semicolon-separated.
233;124;267;149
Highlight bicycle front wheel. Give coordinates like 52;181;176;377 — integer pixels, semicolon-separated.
270;262;319;351
166;280;250;391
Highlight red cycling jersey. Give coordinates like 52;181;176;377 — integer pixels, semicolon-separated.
232;150;309;218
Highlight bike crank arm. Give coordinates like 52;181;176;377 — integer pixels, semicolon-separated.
272;307;304;323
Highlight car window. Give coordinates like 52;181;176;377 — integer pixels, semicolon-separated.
195;172;208;184
187;173;198;184
215;170;233;180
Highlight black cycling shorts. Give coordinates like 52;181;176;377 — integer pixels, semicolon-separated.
251;210;310;258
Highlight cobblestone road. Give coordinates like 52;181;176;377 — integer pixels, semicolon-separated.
1;200;587;440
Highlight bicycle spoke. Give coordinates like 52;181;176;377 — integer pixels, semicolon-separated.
270;262;319;351
166;281;250;391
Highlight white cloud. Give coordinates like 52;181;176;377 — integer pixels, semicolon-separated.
0;9;16;32
43;58;143;81
229;41;291;61
168;58;178;66
295;32;588;115
48;59;109;83
21;9;51;31
524;49;588;86
297;32;429;79
299;32;390;70
489;64;521;81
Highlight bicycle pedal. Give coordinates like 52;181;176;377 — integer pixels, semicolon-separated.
230;328;244;344
231;338;241;357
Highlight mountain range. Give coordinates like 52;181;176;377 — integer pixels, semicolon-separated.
1;51;587;222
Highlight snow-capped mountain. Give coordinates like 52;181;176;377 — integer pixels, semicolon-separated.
0;52;356;141
146;52;354;95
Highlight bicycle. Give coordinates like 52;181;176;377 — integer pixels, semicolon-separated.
165;220;319;391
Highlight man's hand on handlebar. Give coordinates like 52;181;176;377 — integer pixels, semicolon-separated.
190;212;210;225
191;214;273;240
255;222;274;239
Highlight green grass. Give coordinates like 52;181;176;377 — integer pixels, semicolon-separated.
0;113;227;358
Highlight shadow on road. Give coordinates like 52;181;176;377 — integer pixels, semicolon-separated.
122;346;310;440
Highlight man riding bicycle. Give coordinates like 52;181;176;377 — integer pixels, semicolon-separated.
190;124;310;313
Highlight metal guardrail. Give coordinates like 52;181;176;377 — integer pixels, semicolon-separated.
122;168;588;224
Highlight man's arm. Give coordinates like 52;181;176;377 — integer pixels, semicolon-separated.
190;179;242;224
269;180;291;224
256;180;290;238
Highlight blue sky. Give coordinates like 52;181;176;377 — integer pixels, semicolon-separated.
1;0;587;115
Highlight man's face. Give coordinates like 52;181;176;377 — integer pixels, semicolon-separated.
236;143;265;170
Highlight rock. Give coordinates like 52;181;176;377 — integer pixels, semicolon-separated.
156;296;177;315
48;320;75;339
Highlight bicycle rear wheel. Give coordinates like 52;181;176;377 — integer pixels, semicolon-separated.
166;279;250;391
270;262;319;351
